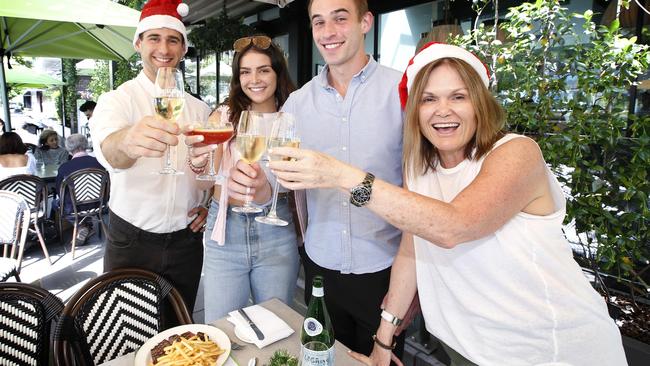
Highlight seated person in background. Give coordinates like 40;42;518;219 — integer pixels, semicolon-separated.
0;132;36;181
34;129;69;166
55;134;105;244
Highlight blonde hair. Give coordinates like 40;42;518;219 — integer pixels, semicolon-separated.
402;58;505;180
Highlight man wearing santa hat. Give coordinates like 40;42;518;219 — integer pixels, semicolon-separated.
90;0;213;326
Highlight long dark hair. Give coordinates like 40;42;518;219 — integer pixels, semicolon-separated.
0;132;28;155
227;37;296;126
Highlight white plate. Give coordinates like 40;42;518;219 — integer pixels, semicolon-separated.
134;324;231;366
233;325;255;344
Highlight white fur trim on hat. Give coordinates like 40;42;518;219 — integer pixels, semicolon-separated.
407;43;489;92
133;14;188;54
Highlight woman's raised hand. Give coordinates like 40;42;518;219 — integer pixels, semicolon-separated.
268;146;351;190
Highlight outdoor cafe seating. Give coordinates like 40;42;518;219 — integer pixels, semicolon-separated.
0;175;52;265
52;268;192;365
0;282;64;365
57;167;110;259
0;190;31;282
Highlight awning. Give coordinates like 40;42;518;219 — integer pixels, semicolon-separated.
5;67;64;88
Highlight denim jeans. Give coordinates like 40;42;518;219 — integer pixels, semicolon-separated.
203;196;300;323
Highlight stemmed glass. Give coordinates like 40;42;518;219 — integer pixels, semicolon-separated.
153;67;185;175
256;112;299;226
188;118;234;182
232;111;269;213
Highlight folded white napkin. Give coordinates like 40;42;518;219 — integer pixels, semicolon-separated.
227;304;294;349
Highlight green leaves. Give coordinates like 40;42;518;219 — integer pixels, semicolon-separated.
188;11;254;55
454;0;649;295
268;349;298;366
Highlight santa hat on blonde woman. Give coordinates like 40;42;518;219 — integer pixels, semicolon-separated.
133;0;190;53
398;42;490;109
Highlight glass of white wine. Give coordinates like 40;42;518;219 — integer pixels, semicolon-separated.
232;111;268;213
256;112;299;226
154;67;185;175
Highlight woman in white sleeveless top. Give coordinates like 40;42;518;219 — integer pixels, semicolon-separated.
269;43;626;366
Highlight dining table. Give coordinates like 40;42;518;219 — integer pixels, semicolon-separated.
35;163;58;183
99;298;364;366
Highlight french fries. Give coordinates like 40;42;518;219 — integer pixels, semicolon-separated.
152;333;225;366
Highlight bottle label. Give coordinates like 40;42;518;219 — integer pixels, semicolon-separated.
300;343;334;366
303;317;323;337
312;286;324;297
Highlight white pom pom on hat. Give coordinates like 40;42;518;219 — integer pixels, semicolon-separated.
398;42;490;109
133;0;190;54
177;2;189;17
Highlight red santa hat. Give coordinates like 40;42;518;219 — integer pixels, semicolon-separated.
133;0;190;53
398;42;490;109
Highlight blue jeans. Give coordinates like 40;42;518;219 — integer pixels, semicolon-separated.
203;195;300;323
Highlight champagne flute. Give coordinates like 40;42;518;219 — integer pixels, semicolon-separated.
232;111;268;213
256;112;299;226
188;118;234;182
154;67;185;175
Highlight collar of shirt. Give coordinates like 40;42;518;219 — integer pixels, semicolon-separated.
318;55;378;90
72;151;88;159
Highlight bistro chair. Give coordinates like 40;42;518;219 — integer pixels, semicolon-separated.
0;282;65;365
0;175;52;265
52;268;192;366
57;168;109;259
0;191;31;282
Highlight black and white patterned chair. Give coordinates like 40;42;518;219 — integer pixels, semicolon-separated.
0;175;51;265
0;190;31;282
57;168;109;259
52;268;192;366
0;282;64;365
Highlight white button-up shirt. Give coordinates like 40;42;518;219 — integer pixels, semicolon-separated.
91;72;211;233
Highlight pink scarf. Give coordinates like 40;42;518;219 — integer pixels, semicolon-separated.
210;106;235;245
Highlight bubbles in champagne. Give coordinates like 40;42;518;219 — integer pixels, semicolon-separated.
268;138;301;161
237;135;267;163
154;97;184;121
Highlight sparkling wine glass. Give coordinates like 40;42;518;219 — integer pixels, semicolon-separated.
256;112;299;226
189;118;234;182
153;67;185;175
232;111;269;213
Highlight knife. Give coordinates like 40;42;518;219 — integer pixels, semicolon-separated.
238;308;265;341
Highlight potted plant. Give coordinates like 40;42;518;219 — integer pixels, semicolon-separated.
450;0;649;362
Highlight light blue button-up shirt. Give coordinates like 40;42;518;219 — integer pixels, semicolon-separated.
282;57;403;274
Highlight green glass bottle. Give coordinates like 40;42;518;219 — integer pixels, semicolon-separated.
300;276;335;366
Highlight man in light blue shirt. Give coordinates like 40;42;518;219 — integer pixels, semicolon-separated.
228;0;404;356
283;0;403;357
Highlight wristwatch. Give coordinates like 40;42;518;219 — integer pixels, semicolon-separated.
380;309;402;326
350;172;375;207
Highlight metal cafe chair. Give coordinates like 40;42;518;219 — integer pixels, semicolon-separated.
52;268;192;366
0;282;64;365
0;175;52;265
0;190;31;282
57;168;109;259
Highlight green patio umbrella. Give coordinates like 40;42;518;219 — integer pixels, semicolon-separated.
0;0;141;130
5;68;64;88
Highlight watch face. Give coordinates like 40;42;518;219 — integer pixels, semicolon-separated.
351;186;371;206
